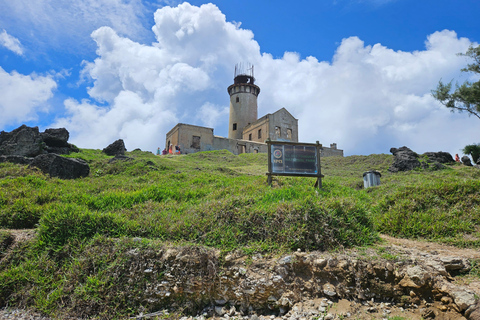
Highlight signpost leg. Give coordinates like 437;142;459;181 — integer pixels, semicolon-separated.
316;141;322;190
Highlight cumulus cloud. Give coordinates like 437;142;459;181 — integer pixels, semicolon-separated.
0;67;57;128
0;0;153;54
257;30;476;155
197;103;229;129
55;3;477;156
0;30;23;55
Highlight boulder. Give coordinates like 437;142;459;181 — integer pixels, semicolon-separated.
422;151;454;164
103;139;126;156
0;125;44;157
40;128;79;154
0;125;78;157
30;154;89;179
0;155;33;165
41;128;69;145
461;156;473;166
388;146;423;172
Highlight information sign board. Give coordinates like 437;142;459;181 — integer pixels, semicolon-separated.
266;140;324;189
271;144;318;175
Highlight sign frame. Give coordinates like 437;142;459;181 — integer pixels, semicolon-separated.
266;140;324;189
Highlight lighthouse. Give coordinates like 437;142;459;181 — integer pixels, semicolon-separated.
227;64;260;140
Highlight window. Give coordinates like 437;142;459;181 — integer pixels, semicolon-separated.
233;123;237;131
236;96;239;103
287;128;292;139
258;129;262;139
275;126;281;138
248;133;252;141
191;136;201;149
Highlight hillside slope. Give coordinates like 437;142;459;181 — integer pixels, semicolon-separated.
0;150;479;319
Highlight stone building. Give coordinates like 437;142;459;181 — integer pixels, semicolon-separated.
165;65;343;156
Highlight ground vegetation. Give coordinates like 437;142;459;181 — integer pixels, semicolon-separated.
0;149;479;318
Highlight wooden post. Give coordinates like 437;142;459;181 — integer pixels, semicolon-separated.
266;139;272;186
316;141;322;189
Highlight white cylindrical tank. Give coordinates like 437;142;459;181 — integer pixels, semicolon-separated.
363;171;381;188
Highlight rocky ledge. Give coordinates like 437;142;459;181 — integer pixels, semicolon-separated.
1;234;479;320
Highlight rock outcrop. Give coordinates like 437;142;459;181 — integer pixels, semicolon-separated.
423;151;455;164
0;125;88;179
0;125;78;157
389;147;455;172
0;155;34;165
95;240;478;320
41;128;79;154
388;147;423;172
103;139;127;156
29;154;89;179
0;125;44;157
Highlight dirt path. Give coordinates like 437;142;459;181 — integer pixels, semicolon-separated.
379;234;480;260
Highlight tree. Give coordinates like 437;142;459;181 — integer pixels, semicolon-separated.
432;45;480;120
462;144;480;164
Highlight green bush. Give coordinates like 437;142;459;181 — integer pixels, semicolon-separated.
38;204;132;246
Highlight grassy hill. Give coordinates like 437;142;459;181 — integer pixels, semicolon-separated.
0;149;479;317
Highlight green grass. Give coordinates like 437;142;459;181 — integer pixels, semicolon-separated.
0;149;479;318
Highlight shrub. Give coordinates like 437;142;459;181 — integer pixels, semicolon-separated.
463;143;480;163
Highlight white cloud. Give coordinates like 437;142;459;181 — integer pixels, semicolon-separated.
54;3;477;156
0;0;154;54
0;67;57;128
197;102;229;129
0;29;23;55
256;30;476;155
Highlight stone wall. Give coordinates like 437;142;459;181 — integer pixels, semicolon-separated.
321;146;344;157
165;123;214;154
212;136;268;155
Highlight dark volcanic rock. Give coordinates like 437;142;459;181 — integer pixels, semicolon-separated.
422;151;454;164
388;146;423;172
108;155;134;163
30;154;90;179
103;139;126;156
0;155;33;165
40;128;78;154
41;128;69;146
461;156;473;166
0;125;44;157
0;125;78;157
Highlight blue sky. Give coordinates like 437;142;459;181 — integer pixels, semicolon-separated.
0;0;479;156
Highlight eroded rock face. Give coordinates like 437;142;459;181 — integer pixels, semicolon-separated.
423;151;455;164
388;147;422;172
0;125;78;157
0;125;44;157
29;154;90;179
103;139;127;156
389;148;455;172
0;155;33;165
105;242;477;319
41;128;79;154
0;125;88;179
